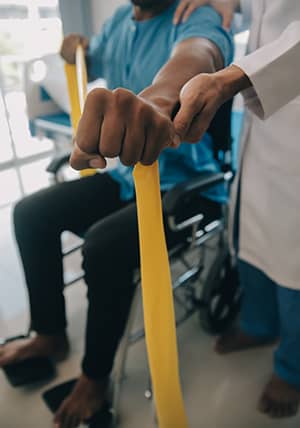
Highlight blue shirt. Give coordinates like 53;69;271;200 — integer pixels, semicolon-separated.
87;1;234;202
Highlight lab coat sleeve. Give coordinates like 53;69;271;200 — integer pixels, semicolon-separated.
234;21;300;119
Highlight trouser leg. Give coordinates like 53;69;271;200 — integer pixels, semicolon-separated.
81;197;194;380
13;173;127;335
274;285;300;389
238;259;279;339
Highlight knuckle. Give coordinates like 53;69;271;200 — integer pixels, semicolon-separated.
136;101;150;117
113;88;133;107
76;131;95;154
186;91;201;108
86;88;109;106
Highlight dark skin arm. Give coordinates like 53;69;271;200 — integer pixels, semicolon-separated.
70;37;224;170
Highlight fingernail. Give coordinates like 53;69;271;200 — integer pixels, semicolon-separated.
89;158;104;168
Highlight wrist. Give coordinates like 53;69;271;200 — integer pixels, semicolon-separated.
216;64;252;101
139;88;177;119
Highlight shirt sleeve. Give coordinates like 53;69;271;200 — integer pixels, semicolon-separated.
174;6;234;66
234;21;300;119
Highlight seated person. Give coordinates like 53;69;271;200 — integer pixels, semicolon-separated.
0;1;233;426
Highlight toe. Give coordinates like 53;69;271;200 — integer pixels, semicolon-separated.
269;401;284;418
258;394;271;414
54;403;66;427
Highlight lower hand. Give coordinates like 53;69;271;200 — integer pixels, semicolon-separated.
70;88;179;170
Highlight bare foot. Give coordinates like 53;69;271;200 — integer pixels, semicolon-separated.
54;374;107;428
0;334;69;367
259;374;300;418
215;329;277;354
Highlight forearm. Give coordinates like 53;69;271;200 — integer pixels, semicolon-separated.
139;38;223;117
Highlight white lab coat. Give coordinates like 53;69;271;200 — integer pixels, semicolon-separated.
230;0;300;289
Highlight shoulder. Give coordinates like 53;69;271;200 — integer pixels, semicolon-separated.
174;6;234;65
178;5;223;28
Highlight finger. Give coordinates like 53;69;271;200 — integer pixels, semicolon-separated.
76;89;110;155
141;120;172;165
173;0;189;24
99;112;126;159
67;413;80;428
222;10;234;30
69;415;80;428
70;142;106;170
54;407;65;427
173;98;205;141
80;37;89;52
184;105;215;142
119;124;145;167
182;4;198;23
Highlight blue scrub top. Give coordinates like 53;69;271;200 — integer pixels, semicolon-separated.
87;1;234;202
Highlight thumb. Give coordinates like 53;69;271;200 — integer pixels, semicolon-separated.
173;83;205;140
173;105;196;140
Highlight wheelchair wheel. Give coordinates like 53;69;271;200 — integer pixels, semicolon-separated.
199;259;242;335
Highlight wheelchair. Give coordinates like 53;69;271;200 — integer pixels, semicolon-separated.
1;98;241;427
42;99;241;426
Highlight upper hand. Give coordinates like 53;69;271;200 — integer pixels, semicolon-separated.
173;73;225;142
174;65;250;142
173;0;235;30
60;33;89;64
70;88;179;170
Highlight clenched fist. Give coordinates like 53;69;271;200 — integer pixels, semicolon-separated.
70;88;180;170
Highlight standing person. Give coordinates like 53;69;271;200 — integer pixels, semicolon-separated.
171;0;300;420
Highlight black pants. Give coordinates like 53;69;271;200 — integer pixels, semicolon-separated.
14;173;219;380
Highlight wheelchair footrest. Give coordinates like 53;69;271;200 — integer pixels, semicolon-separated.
1;335;55;387
42;379;114;428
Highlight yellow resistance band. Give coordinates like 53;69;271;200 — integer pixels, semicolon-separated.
65;45;189;428
134;163;189;428
65;46;96;178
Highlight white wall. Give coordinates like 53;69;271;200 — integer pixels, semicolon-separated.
89;0;125;33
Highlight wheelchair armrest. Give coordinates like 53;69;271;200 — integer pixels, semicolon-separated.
46;153;71;175
163;171;230;216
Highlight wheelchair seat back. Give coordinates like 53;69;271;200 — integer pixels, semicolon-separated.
206;99;234;172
